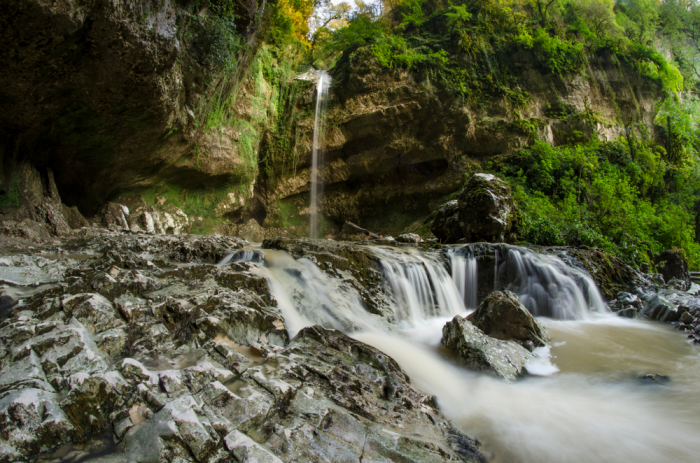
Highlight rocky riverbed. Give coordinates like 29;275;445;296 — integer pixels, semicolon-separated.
0;229;485;463
3;227;700;462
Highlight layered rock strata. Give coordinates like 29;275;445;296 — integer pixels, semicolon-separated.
0;231;486;462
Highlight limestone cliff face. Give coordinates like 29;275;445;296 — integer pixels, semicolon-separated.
257;50;661;236
0;0;268;213
0;1;665;237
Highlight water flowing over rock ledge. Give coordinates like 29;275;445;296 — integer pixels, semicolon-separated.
3;230;700;462
0;231;486;463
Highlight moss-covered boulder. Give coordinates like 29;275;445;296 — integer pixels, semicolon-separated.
458;173;515;243
468;290;551;350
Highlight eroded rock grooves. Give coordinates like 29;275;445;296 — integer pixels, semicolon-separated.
0;230;486;463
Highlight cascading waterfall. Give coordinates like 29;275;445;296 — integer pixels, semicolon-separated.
242;243;700;463
450;248;478;309
218;249;264;266
372;247;464;323
261;250;378;336
309;70;331;239
502;247;608;319
449;244;608;319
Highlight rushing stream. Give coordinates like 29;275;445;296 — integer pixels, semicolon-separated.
250;242;700;463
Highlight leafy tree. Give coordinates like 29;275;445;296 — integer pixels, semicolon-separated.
616;0;660;45
310;0;353;46
566;0;621;41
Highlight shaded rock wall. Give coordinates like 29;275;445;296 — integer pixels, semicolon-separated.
0;0;269;213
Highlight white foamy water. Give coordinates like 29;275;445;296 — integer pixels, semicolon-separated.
355;316;700;463
309;70;331;239
450;244;609;319
258;244;700;462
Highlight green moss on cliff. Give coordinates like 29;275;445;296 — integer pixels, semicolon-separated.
0;177;20;210
318;0;689;110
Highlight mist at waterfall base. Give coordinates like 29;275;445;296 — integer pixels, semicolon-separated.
309;71;331;239
242;244;700;462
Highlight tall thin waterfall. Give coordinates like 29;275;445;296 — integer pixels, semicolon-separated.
309;70;331;239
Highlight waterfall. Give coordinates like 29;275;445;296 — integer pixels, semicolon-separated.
254;244;699;463
450;248;478;309
217;249;264;266
449;244;608;319
262;250;379;336
309;70;331;239
502;247;608;319
372;247;464;322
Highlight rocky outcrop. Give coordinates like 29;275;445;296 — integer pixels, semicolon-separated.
99;202;190;235
467;291;550;350
396;232;421;243
653;250;691;291
458;173;515;243
0;160;83;241
562;247;642;299
253;46;661;238
608;291;643;318
0;231;486;462
0;0;269;214
442;315;535;382
431;199;463;243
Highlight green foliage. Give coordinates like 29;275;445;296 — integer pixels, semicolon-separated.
311;0;700;98
617;0;659;45
627;43;684;92
530;28;586;74
497;114;700;268
654;96;700;166
186;0;242;71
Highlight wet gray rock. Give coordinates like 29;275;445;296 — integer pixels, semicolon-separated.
396;232;421;244
458;173;515;243
102;203;131;231
609;291;643;319
653;251;690;291
431;200;463;243
468;290;550;349
128;205;190;235
616;307;638;318
638;373;671;385
681;311;695;324
442;314;535;382
62;204;90;230
0;388;75;460
0;295;15;321
0;232;485;462
641;293;681;322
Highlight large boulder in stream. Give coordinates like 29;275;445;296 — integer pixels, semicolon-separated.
431;200;463;243
653;250;691;291
458;173;515;243
468;290;550;350
442;315;535;382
